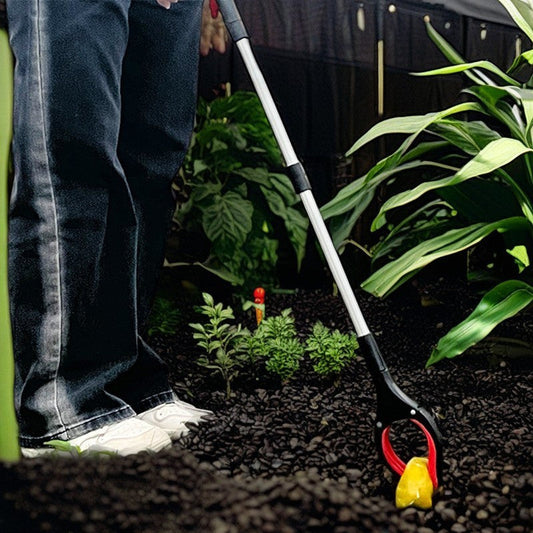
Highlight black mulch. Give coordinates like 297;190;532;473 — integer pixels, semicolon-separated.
1;277;532;532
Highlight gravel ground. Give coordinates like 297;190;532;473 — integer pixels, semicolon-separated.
1;278;532;532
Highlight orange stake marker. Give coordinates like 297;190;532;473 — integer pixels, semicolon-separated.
253;287;265;325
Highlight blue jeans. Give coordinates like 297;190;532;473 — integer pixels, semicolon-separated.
7;0;202;447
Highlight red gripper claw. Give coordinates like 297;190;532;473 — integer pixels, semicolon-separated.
381;419;439;489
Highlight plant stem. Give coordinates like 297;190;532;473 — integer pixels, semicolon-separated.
0;29;19;462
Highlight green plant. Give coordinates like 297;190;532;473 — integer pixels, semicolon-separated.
0;28;19;462
147;297;181;337
305;322;358;380
171;91;308;294
248;309;304;381
189;293;249;398
263;336;304;382
321;0;533;366
190;294;361;390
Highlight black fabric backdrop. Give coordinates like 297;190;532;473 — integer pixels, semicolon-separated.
199;0;529;206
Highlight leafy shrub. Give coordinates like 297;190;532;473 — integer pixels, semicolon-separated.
249;309;304;381
305;322;358;378
321;0;533;366
263;336;304;382
172;91;308;294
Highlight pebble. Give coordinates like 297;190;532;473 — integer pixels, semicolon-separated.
451;524;467;533
476;509;489;520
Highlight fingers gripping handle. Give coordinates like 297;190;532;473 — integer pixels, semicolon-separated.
212;0;248;41
209;0;219;18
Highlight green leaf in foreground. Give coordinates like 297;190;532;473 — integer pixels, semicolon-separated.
426;280;533;366
0;28;19;462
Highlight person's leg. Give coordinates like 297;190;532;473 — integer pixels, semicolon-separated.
108;0;203;413
7;0;144;447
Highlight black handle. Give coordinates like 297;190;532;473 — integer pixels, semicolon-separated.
358;333;444;484
215;0;249;42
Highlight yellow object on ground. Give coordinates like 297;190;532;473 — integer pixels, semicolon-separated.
395;457;434;509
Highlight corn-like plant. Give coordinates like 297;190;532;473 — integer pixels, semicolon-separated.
322;0;533;366
0;28;19;462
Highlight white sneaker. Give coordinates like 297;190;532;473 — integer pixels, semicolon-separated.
20;418;171;458
172;396;213;419
137;399;213;439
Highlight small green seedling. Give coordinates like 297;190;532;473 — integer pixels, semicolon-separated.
190;293;249;398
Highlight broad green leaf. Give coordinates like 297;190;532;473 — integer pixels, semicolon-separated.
507;244;530;272
426;280;533;366
233;166;269;184
328;189;375;249
465;85;526;140
439;179;522;223
260;185;288;219
268;172;299;205
371;200;456;263
424;20;484;85
189;181;222;204
193;159;209;176
346;102;483;156
190;261;243;284
322;159;455;221
372;138;532;229
507;49;533;76
413;60;520;87
497;0;533;42
202;190;253;248
283;206;309;269
362;217;529;298
428;119;501;155
499;86;533;142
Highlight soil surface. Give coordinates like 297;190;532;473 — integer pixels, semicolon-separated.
1;276;532;532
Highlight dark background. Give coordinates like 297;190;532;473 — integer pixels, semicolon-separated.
199;0;528;205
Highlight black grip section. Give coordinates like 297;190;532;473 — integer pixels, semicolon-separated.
358;333;388;376
376;0;385;41
286;163;312;194
217;0;249;42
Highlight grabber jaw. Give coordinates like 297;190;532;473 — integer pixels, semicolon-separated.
358;334;443;489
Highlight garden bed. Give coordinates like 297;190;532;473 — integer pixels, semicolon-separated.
1;276;532;532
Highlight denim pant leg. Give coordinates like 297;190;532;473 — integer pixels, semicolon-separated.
7;0;201;447
108;0;203;413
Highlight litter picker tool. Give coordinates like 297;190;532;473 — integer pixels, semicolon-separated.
211;0;443;489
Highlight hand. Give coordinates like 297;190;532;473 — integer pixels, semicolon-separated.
200;0;227;56
156;0;178;9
